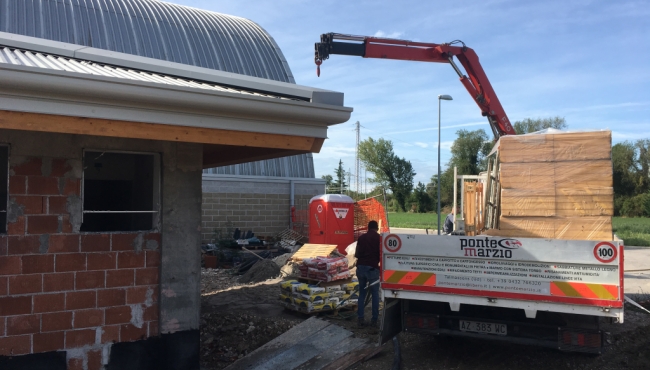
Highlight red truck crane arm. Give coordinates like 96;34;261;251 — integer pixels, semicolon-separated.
314;33;515;138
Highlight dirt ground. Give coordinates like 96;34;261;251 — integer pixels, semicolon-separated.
199;268;650;370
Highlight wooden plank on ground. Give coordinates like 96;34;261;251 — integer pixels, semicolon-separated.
320;345;385;370
291;244;338;261
256;324;354;370
225;317;372;370
225;317;330;370
293;336;369;370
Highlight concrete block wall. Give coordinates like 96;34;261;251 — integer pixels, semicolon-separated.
201;175;325;244
0;130;203;370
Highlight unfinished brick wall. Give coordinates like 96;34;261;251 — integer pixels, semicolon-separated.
0;157;161;370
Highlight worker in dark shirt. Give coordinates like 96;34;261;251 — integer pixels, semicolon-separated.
443;210;454;234
355;220;381;327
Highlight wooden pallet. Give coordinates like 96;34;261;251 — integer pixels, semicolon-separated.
291;244;338;261
296;277;355;287
283;302;358;316
464;181;484;236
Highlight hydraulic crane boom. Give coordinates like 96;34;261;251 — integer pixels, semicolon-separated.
314;33;515;138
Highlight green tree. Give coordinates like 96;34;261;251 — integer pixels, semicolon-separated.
449;129;492;175
621;194;650;217
613;142;638;198
426;175;438;206
612;140;650;215
332;160;347;194
636;139;650;194
513;116;567;134
321;174;334;193
410;182;433;213
358;137;415;212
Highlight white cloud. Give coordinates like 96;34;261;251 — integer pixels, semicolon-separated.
561;102;650;114
414;142;429;148
612;131;650;140
384;122;486;136
373;30;404;39
441;141;454;150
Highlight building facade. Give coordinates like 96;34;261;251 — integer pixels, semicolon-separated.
0;1;351;369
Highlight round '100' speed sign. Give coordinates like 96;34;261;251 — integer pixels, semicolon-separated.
384;234;402;253
593;242;617;263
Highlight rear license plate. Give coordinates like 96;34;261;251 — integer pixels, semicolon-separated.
459;320;507;336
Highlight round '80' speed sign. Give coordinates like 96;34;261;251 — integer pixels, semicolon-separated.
383;234;402;253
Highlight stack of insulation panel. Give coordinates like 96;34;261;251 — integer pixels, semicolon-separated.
495;130;613;240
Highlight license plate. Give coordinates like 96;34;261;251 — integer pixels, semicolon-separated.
459;320;507;336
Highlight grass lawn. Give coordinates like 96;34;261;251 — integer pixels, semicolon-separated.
387;212;441;230
388;213;650;246
613;217;650;247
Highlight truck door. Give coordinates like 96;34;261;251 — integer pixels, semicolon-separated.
379;298;403;345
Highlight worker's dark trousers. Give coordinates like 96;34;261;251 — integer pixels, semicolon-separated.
357;265;380;321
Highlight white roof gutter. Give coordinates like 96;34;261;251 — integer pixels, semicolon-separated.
0;35;353;139
0;31;345;106
0;63;351;139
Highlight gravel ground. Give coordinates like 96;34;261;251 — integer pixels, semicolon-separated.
200;268;650;370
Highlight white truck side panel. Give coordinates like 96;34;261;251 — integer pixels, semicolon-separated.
381;233;624;322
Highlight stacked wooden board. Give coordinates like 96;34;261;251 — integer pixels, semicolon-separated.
490;130;613;240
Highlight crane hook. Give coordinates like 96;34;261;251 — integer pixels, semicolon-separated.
315;59;322;77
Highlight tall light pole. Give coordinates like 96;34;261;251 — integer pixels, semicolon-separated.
438;94;453;235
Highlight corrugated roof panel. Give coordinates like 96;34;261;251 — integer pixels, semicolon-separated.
1;0;316;179
0;46;304;100
203;153;316;179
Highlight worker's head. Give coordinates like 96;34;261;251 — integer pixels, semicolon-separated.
368;220;379;231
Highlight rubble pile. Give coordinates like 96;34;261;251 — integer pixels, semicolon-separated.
238;259;281;284
201;268;242;294
200;311;299;369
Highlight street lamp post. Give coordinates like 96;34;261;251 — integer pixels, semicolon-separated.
437;94;453;235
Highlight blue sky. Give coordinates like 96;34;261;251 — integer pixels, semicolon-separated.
173;0;649;188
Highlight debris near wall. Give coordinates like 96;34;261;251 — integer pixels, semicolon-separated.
275;228;306;252
202;268;243;294
200;311;300;368
238;259;281;284
272;253;292;267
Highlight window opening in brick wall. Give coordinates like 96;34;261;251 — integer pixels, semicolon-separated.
0;145;7;233
81;150;160;232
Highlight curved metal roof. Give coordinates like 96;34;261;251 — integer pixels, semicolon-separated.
0;0;320;178
0;0;294;82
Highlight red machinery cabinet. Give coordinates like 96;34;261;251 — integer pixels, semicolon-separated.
309;194;355;254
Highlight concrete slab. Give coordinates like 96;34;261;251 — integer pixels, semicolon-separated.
390;228;435;235
623;246;650;296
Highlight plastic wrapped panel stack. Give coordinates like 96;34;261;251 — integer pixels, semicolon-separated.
496;130;613;240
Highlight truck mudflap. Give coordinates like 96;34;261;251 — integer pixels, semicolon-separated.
380;233;624;318
379;298;403;345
